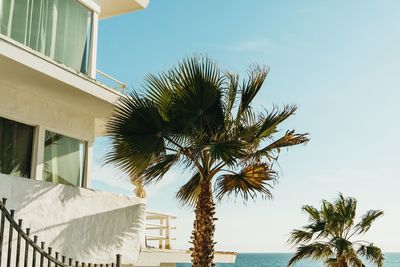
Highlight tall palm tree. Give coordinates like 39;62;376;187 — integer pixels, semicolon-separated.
287;194;384;267
106;56;309;267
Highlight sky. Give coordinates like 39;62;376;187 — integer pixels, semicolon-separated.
90;1;400;253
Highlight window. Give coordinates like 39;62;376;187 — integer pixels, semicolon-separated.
43;131;86;186
0;0;93;74
0;117;33;178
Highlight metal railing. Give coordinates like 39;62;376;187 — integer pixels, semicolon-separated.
96;70;127;93
145;211;176;250
0;198;121;267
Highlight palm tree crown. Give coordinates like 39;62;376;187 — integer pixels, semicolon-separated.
288;194;384;267
106;56;309;266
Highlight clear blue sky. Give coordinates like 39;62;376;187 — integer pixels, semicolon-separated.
91;1;400;253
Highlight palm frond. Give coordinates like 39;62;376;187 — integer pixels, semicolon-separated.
208;139;248;167
324;258;339;267
256;105;297;139
344;248;365;267
105;92;166;177
215;163;276;201
347;256;365;267
224;72;239;122
257;130;309;158
288;229;314;245
304;221;327;239
334;194;357;233
140;154;180;185
330;237;352;254
357;244;384;267
167;56;225;134
236;65;269;120
176;172;202;207
303;205;321;222
145;72;175;120
355;210;384;234
287;243;333;267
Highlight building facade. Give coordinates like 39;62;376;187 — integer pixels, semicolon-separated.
0;1;236;266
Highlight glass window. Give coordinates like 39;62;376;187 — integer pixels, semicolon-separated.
0;117;33;178
43;131;86;186
0;0;93;74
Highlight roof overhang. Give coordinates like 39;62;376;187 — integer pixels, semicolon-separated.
99;0;149;19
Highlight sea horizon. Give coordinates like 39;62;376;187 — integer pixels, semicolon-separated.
177;252;400;267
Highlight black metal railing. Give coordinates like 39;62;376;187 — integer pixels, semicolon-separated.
0;198;121;267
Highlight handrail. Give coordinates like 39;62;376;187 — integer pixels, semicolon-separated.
0;198;121;267
96;70;127;93
145;211;176;250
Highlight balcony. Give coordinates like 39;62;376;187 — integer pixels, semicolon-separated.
145;210;177;249
140;210;237;266
0;0;94;75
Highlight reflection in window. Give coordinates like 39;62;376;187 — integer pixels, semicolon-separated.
0;117;33;178
0;0;93;74
43;131;86;186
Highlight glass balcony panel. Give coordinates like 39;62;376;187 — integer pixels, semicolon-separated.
0;0;92;74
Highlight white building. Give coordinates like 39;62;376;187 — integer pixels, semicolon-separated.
0;0;236;266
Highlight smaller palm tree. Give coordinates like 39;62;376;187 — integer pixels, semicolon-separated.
287;194;384;267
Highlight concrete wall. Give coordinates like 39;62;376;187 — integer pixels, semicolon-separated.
0;78;96;142
0;174;146;265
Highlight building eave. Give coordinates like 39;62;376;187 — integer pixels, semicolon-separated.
99;0;149;19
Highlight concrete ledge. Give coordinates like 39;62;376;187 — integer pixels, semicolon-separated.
135;248;237;266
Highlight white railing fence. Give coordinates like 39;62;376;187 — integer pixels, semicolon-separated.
145;210;176;249
96;70;127;93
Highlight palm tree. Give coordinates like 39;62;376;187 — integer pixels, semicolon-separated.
106;56;309;267
287;194;384;267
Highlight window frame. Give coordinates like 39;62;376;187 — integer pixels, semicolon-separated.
0;115;35;179
0;114;91;188
0;0;99;78
42;128;89;188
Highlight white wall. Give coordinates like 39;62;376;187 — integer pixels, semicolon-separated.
0;81;96;142
0;174;146;265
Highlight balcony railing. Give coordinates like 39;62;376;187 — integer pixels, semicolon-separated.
145;210;177;249
96;70;127;93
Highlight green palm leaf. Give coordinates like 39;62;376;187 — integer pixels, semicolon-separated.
357;245;384;267
237;66;269;120
288;243;333;266
257;130;309;157
105;93;167;177
215;163;276;201
140;154;180;185
256;105;297;139
224;72;239;122
168;56;225;134
355;210;384;234
208;139;248;166
176;172;201;207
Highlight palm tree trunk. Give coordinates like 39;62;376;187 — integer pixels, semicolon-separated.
190;179;216;267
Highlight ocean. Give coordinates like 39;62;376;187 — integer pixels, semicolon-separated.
177;253;400;267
